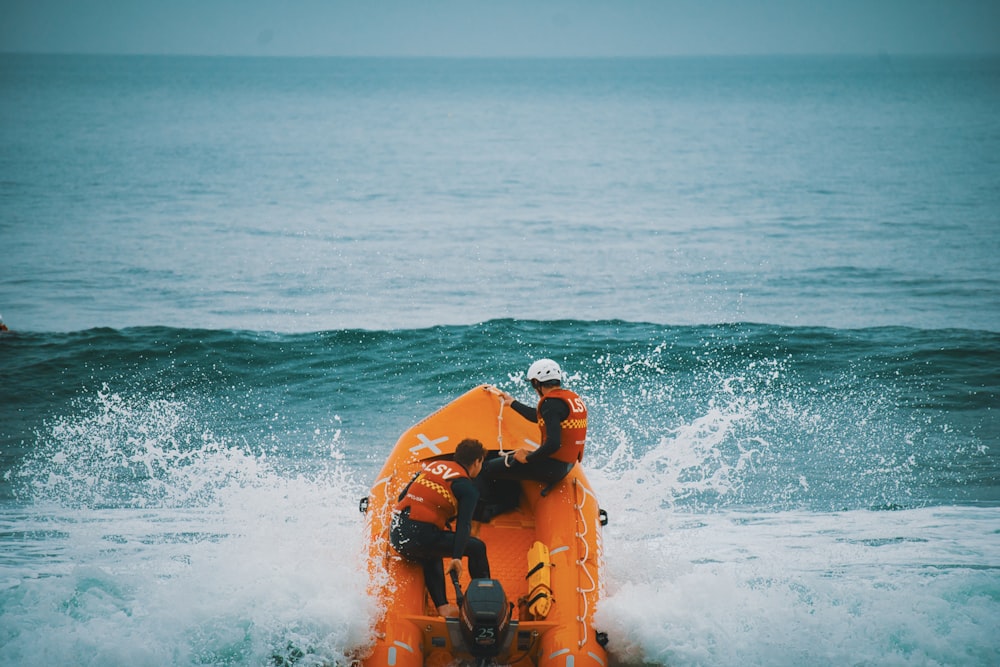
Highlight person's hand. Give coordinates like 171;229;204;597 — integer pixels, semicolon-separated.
448;558;464;578
514;448;530;464
484;385;513;405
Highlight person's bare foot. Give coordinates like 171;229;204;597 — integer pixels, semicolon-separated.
437;603;459;617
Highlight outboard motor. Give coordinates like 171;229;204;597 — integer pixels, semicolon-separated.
457;578;513;660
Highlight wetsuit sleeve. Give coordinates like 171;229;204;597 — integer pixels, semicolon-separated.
510;400;537;422
527;397;570;461
450;477;480;559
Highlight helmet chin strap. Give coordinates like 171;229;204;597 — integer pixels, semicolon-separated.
532;379;553;397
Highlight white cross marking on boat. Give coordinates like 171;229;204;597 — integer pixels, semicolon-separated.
410;433;448;455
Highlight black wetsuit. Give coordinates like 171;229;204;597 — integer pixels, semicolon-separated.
389;475;490;608
482;397;575;484
472;396;578;520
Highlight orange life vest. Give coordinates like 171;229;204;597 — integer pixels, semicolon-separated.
538;388;587;464
395;459;469;529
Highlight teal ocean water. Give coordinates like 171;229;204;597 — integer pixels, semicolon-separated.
1;55;998;666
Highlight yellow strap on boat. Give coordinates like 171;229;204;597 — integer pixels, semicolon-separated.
525;541;553;619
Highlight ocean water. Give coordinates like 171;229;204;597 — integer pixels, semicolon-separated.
1;54;998;666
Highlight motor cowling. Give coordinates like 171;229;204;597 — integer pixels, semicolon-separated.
459;579;513;659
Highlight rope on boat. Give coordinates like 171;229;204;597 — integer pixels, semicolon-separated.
483;384;509;455
494;387;506;454
573;479;600;648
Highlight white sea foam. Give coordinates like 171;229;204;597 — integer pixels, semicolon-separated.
588;400;1000;666
3;385;997;666
2;390;375;666
593;506;999;666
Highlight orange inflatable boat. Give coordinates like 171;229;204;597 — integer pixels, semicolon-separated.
358;385;609;667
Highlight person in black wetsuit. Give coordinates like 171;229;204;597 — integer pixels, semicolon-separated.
478;359;589;515
390;438;490;617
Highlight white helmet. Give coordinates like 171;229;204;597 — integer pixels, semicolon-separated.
527;358;563;384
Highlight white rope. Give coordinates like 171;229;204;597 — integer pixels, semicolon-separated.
573;479;599;648
495;389;506;454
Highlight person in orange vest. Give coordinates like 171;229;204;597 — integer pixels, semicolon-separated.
484;358;588;491
390;438;491;617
